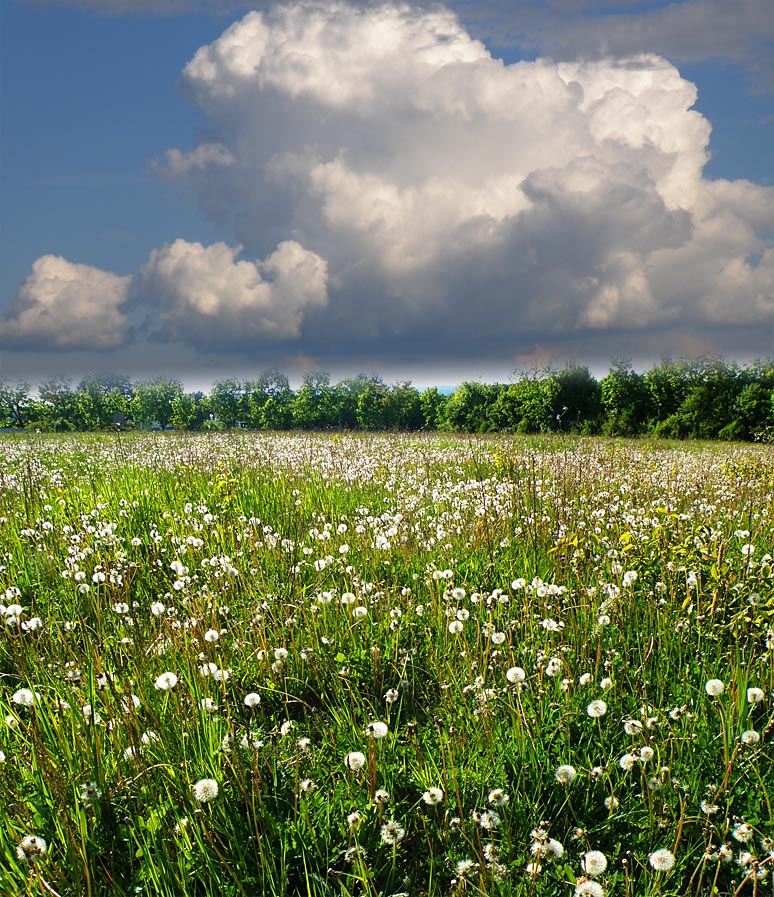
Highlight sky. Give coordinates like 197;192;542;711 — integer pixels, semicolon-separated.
1;0;773;391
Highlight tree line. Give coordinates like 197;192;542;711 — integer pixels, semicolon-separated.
2;357;774;441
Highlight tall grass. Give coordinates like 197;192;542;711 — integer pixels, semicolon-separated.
1;432;773;896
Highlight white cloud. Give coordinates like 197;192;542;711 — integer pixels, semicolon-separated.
0;255;131;350
159;0;774;357
139;238;328;345
152;142;236;179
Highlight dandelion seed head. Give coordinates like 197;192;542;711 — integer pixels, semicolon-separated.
345;751;366;771
582;850;608;877
192;778;219;802
649;848;675;872
555;764;576;785
705;679;724;697
16;835;47;863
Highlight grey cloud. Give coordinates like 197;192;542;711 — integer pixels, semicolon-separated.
0;255;132;351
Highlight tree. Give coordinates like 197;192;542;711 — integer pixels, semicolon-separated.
0;381;32;428
292;372;335;429
600;359;652;436
210;379;245;428
132;378;184;429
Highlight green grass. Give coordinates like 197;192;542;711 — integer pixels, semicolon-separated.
1;431;773;896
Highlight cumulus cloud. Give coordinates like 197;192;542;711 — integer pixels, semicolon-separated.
152;142;236;179
139;238;328;346
156;0;774;358
0;255;131;350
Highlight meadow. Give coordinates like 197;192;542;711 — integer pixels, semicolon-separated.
1;431;773;897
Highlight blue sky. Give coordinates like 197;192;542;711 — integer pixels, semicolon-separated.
1;0;773;389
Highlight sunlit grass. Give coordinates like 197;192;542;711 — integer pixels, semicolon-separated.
1;431;773;896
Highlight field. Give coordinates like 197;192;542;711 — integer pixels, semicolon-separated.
1;432;773;897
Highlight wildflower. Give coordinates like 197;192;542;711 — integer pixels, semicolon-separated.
380;820;406;845
555;764;577;785
575;881;605;897
12;688;35;707
16;835;47;863
705;679;724;697
700;801;719;814
582;851;608;876
199;698;217;714
280;720;294;736
192;778;219;802
345;751;366;771
600;677;613;690
204;629;220;643
488;788;509;806
374;788;390;805
347;811;362;828
640;746;655;762
587;700;607;718
649;848;676;872
604;796;620;810
384;688;399;704
154;672;178;691
78;781;102;807
296;736;311;751
422;787;444;806
545;657;562;677
506;666;526;684
747;687;765;703
448;620;463;634
733;823;754;843
477;810;500;830
623;719;643;735
741;730;760;745
244;692;261;707
456;858;477;878
366;721;389;739
619;752;638;771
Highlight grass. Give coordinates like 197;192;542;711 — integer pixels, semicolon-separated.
1;431;773;896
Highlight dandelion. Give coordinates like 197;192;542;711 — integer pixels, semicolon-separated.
366;721;388;739
204;629;220;643
705;679;725;697
448;620;463;634
747;687;765;703
345;751;366;771
587;700;607;718
604;796;620;810
384;688;399;704
619;752;638;771
582;851;608;876
700;801;719;814
741;730;760;745
555;764;577;785
380;820;406;845
456;858;477;878
422;787;444;806
79;781;102;807
192;778;219;802
600;677;613;690
12;688;35;707
506;666;526;684
640;746;655;762
733;823;754;843
154;672;178;691
575;881;605;897
649;848;676;872
623;719;643;735
374;788;390;805
545;657;562;677
244;692;261;707
16;835;47;863
488;788;509;806
477;809;500;830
